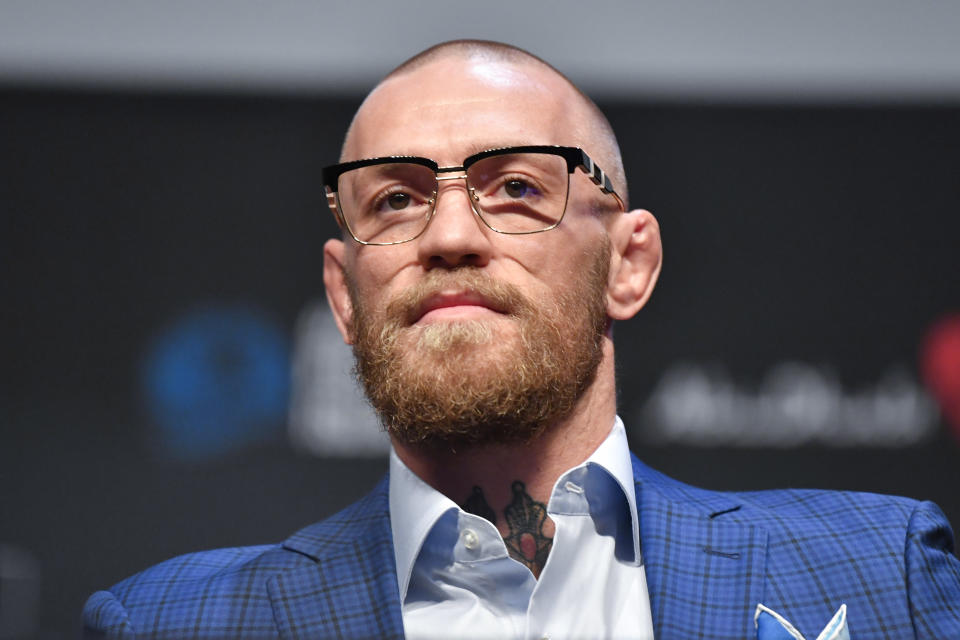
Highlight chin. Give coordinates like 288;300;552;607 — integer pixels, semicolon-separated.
413;318;511;352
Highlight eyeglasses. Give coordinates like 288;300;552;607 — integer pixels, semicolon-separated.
322;145;624;246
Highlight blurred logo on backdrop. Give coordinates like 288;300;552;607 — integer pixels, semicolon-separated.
636;312;958;448
636;361;938;447
142;305;290;461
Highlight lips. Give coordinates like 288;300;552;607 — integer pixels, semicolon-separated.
411;290;509;324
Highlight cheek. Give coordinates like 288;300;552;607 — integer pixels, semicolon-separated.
348;252;417;312
523;228;606;283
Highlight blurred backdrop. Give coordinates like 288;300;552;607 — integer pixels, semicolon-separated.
2;1;959;637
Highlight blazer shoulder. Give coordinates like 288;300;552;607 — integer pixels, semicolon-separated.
84;477;393;637
83;544;301;637
630;450;926;532
733;486;921;529
107;543;291;595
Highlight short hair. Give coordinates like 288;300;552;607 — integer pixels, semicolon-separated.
343;40;629;208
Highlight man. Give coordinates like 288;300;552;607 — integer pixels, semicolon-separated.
84;40;960;639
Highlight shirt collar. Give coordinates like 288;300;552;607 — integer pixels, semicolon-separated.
388;416;640;600
567;416;641;565
389;448;460;601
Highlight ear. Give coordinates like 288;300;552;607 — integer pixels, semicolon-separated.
606;209;662;321
323;238;355;345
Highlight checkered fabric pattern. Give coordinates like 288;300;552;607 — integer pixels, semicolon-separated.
83;478;404;639
83;458;960;638
631;456;960;639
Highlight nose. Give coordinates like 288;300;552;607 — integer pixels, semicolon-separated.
416;177;493;269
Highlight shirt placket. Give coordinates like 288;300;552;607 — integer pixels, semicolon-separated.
525;469;592;640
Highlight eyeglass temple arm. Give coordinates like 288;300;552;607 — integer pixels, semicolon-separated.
575;150;624;210
326;190;347;229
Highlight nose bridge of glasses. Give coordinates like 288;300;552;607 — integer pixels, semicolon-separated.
436;164;468;188
433;170;480;203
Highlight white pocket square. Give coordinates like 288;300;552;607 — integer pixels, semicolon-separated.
754;603;849;640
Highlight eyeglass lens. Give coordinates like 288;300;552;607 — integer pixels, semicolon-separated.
336;152;569;244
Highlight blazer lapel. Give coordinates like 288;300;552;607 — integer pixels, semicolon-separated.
268;477;405;639
633;456;769;639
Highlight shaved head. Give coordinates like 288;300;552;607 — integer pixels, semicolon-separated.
341;40;628;206
323;39;663;455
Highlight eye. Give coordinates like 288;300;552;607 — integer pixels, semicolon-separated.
504;179;532;198
387;192;411;210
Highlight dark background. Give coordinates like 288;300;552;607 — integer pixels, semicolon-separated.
2;89;959;637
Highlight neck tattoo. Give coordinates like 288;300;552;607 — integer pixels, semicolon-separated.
461;481;553;575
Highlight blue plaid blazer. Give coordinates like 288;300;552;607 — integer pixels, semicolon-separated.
83;455;960;639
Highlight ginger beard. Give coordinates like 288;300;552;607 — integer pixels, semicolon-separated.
347;241;610;449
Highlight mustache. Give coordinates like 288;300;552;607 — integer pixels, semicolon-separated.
385;268;532;326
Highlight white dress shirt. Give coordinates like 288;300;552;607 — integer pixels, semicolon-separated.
389;417;655;640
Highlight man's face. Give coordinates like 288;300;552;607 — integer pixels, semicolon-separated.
329;57;619;447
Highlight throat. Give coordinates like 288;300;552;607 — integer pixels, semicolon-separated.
460;481;555;578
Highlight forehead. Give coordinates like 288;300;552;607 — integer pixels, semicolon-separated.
344;57;588;165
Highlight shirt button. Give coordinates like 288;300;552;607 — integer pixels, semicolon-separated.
461;529;479;550
564;480;584;494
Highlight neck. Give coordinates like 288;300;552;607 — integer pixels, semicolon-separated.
391;339;618;576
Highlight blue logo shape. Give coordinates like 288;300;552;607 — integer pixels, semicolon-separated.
143;305;290;461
